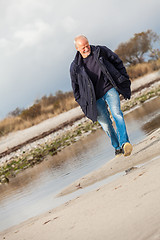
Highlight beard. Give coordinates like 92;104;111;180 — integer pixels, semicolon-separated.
82;49;91;58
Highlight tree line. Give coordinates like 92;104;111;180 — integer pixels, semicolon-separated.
8;90;76;119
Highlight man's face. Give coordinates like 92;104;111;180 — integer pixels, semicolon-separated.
76;38;91;58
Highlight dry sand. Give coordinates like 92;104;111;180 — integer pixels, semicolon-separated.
1;128;160;240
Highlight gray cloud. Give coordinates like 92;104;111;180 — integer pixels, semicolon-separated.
0;0;160;119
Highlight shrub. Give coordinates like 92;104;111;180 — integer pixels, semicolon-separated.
127;59;160;79
20;103;41;120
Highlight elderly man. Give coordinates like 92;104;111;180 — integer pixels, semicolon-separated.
70;35;132;156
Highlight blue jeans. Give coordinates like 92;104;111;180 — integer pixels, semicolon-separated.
96;88;129;150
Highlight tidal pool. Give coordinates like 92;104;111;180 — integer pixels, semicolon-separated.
0;97;160;232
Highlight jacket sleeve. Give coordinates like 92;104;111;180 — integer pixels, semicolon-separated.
70;63;81;105
101;46;129;79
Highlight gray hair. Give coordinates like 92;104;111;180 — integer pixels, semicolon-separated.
74;35;88;48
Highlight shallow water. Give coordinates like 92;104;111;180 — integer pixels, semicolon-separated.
0;97;160;232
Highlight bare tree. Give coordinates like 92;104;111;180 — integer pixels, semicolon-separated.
115;30;159;65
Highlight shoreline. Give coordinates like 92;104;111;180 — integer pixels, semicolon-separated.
1;127;160;239
0;80;160;183
57;128;160;197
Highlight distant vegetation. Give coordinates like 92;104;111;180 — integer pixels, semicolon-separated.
115;29;160;79
0;91;78;137
0;29;159;138
127;59;160;79
115;30;160;65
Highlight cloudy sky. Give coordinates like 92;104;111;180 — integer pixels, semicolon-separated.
0;0;159;119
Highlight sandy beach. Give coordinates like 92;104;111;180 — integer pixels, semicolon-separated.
1;128;160;240
0;70;160;239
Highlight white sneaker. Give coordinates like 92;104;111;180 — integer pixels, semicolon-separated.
122;142;133;156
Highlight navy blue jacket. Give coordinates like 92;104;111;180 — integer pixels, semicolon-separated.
70;45;131;122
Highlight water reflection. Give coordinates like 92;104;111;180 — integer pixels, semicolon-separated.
0;130;106;202
124;97;160;143
142;113;160;134
0;96;160;232
125;97;159;121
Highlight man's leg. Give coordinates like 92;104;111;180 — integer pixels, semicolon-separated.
103;88;132;156
96;97;120;151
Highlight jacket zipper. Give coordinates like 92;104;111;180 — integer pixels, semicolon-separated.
98;57;119;92
83;66;94;105
88;79;94;105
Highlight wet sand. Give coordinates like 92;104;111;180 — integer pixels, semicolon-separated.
0;70;160;160
1;128;160;240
